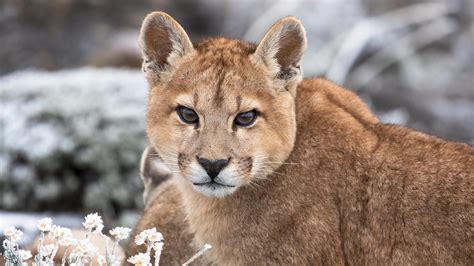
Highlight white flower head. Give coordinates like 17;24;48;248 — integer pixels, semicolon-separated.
7;228;23;242
148;231;163;242
37;217;53;232
4;226;16;237
134;232;147;246
51;226;72;240
18;249;32;261
109;226;132;241
134;227;163;245
127;252;151;266
83;213;104;233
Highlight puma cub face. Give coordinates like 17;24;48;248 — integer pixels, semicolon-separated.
140;12;306;197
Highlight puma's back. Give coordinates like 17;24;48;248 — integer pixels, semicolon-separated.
129;12;474;265
293;79;474;264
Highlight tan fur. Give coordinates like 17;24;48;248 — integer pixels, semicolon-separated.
128;12;474;265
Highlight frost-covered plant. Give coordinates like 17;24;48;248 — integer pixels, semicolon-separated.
128;227;212;266
1;213;130;266
83;213;104;233
75;212;128;265
2;226;30;266
34;219;74;265
128;227;164;266
110;226;132;262
2;212;212;266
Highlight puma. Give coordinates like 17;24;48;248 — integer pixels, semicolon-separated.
129;12;474;265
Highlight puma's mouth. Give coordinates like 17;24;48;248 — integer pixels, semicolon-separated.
193;181;236;188
191;180;238;198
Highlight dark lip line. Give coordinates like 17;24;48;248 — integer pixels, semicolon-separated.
193;181;236;188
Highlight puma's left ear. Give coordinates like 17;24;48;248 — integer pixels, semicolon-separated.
139;12;194;83
252;16;307;82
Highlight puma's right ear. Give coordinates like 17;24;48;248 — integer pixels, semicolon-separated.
139;12;194;82
140;146;171;206
252;16;307;83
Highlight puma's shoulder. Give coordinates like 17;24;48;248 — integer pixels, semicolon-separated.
295;78;380;154
297;78;379;123
298;78;378;122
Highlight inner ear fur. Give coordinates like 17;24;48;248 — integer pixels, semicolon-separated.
253;16;307;81
139;12;194;79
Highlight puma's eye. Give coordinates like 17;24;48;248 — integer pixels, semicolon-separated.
177;106;199;124
234;110;258;127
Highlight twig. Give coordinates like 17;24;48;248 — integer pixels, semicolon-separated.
182;244;212;266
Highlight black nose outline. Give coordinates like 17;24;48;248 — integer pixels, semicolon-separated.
197;157;230;180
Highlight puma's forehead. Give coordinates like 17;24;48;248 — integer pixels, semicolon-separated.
175;93;262;113
162;38;277;113
195;38;257;56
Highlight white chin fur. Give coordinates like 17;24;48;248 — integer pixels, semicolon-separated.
192;183;238;198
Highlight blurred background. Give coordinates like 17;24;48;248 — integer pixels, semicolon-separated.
1;0;473;244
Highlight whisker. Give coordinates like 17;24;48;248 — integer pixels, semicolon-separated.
248;180;265;191
258;162;300;165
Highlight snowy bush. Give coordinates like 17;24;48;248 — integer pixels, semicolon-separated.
0;68;148;220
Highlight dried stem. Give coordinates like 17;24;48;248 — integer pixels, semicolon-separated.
182;244;212;266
